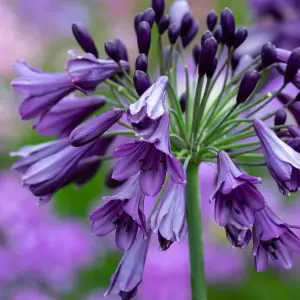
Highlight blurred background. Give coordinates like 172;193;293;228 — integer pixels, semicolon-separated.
1;0;300;299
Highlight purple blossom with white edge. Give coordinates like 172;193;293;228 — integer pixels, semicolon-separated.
11;1;300;298
253;118;300;195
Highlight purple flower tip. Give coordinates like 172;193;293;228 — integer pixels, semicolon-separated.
220;7;235;47
206;10;218;31
137;21;152;56
237;69;260;104
152;0;165;23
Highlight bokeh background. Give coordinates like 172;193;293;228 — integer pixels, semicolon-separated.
1;0;300;299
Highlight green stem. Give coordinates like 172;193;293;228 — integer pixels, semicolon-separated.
186;162;207;300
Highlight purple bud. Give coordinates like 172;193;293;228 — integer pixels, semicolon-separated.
220;8;235;47
142;8;156;28
180;92;186;112
201;30;213;46
207;10;218;31
231;52;241;72
168;23;179;44
182;19;199;47
261;42;277;68
104;41;119;62
206;57;218;78
180;12;194;37
213;24;223;43
237;69;260;104
114;39;129;62
289;125;300;138
137;21;152;55
158;15;170;35
135;54;148;72
192;44;201;65
234;27;248;49
284;47;300;84
152;0;165;22
134;12;143;33
275;109;287;127
72;23;99;58
134;70;151;96
198;37;218;77
105;169;126;188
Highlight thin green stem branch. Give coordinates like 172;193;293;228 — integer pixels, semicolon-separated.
186;162;207;300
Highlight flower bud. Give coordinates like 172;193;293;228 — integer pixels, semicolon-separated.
158;15;170;35
72;23;99;58
192;44;201;65
214;24;223;43
180;12;194;37
182;19;199;47
206;57;218;78
104;41;119;62
231;52;241;72
135;54;148;72
134;70;150;96
220;8;235;47
137;21;152;55
201;30;213;46
261;42;277;68
152;0;165;23
114;39;129;62
198;37;218;77
180;92;186;112
168;23;179;44
234;27;248;49
284;47;300;84
288;125;300;138
206;10;218;31
275;108;287;127
142;8;156;28
134;12;143;33
237;69;260;104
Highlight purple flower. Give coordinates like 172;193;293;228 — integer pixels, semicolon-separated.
70;109;123;146
113;112;185;196
150;181;187;250
253;118;300;195
90;173;147;251
252;206;300;271
128;76;168;126
66;53;129;94
105;229;150;299
212;151;265;227
34;94;106;137
11;61;75;120
13;141;95;203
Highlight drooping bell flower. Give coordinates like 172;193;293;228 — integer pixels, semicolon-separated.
12;140;97;204
90;173;147;251
252;206;300;272
253;118;300;195
70;109;124;146
66;53;130;94
11;61;76;120
34;94;106;137
150;181;187;250
113;112;186;196
105;229;150;299
212;151;265;228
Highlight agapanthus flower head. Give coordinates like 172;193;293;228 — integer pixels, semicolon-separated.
11;1;300;298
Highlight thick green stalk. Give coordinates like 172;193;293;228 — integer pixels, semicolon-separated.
186;162;207;300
